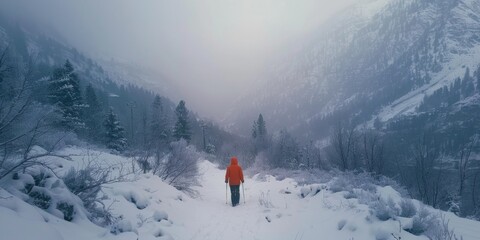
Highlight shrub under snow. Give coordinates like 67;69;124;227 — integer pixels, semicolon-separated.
157;139;200;194
153;210;169;222
5;167;88;222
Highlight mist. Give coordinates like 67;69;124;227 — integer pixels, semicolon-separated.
0;0;356;120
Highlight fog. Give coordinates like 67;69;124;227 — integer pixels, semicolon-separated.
0;0;356;120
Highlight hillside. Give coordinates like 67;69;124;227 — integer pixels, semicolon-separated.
0;16;242;155
1;146;479;240
226;0;480;139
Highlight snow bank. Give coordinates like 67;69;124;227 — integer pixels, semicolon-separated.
1;147;479;240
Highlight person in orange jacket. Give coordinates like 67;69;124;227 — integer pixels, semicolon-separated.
225;156;244;207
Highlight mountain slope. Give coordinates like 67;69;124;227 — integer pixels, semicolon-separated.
227;0;480;139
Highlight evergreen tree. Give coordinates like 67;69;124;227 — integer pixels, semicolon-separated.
141;109;148;148
173;100;191;142
252;114;268;152
150;95;169;148
257;114;267;137
48;60;84;130
103;108;127;152
461;68;474;97
84;84;102;140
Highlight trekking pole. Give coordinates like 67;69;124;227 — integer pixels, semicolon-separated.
242;182;246;204
225;183;228;204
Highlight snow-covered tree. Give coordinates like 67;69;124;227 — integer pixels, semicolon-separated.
252;114;268;153
48;60;84;131
173;100;191;142
103;108;127;152
257;114;267;137
150;95;169;148
268;130;300;168
84;84;102;141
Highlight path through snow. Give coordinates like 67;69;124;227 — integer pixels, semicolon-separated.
163;161;480;240
2;151;480;240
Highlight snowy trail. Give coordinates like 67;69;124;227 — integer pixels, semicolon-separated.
166;161;480;240
2;151;480;240
183;162;262;240
169;161;380;240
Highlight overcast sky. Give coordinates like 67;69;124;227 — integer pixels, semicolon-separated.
0;0;357;120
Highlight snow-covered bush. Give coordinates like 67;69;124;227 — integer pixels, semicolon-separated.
110;218;135;235
89;204;117;227
158;140;200;195
299;184;325;198
122;190;149;209
5;166;89;222
62;159;130;225
63;166;108;210
370;197;399;221
406;206;438;235
329;171;379;194
328;171;408;206
56;202;75;221
153;228;173;240
329;177;350;193
399;199;417;218
28;187;52;209
153;210;169;222
425;214;463;240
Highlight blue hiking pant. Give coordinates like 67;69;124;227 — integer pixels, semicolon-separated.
230;185;240;206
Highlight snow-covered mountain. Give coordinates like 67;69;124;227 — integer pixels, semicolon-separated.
227;0;480;139
0;16;175;99
96;58;180;102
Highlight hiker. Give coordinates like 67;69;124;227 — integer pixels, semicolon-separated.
225;156;244;206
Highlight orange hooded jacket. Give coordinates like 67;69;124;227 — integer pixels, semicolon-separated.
225;157;244;186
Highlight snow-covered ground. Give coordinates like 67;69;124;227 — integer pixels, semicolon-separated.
1;147;479;240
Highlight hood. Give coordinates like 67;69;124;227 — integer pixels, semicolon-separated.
230;157;238;165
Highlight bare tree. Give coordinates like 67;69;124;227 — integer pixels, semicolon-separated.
473;170;480;216
157;139;200;195
0;49;60;180
302;140;323;169
361;130;385;174
457;135;477;197
330;121;358;171
412;133;445;207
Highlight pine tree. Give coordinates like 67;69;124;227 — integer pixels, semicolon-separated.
150;95;169;148
84;84;102;140
48;60;84;130
173;100;191;142
257;114;267;137
252;114;268;152
461;68;474;98
103;108;127;152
